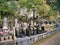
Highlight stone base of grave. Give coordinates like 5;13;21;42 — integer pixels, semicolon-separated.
0;35;13;43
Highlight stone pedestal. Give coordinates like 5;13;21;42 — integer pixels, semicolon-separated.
5;36;8;40
13;27;16;40
1;37;4;41
9;35;12;40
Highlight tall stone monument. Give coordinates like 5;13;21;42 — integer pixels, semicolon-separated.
15;18;18;28
2;17;8;32
15;18;19;37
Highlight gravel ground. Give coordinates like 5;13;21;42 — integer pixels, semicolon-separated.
39;32;60;45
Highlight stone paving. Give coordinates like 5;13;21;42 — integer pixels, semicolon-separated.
39;32;60;45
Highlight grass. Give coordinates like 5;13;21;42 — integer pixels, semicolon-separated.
31;31;58;45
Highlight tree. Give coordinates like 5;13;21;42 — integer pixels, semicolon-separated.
18;0;50;20
0;1;17;18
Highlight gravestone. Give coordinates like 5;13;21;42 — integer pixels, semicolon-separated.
2;17;8;30
15;19;19;37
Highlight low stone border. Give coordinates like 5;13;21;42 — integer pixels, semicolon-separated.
0;28;59;45
29;30;58;44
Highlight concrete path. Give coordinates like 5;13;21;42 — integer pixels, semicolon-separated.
39;32;60;45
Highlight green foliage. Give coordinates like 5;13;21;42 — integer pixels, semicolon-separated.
0;0;59;19
0;15;1;19
18;0;46;14
46;0;60;11
1;1;17;12
35;5;46;15
0;1;17;18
